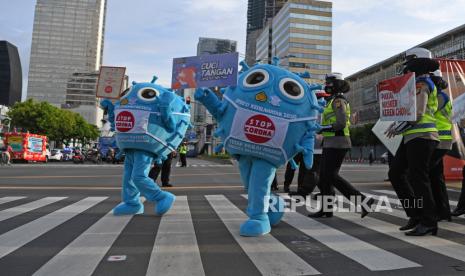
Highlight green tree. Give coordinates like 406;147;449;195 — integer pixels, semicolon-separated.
7;99;100;145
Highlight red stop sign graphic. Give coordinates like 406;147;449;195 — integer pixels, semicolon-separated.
244;114;275;143
104;86;113;93
116;111;135;132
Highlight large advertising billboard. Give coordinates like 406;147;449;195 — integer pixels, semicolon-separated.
172;52;238;89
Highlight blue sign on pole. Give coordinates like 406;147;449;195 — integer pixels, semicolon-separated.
172;52;238;89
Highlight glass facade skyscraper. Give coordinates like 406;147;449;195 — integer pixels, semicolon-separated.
256;0;332;84
246;0;287;65
0;41;22;106
27;0;106;124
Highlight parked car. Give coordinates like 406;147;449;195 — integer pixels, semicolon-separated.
49;149;64;161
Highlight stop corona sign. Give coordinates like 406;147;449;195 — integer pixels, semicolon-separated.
244;114;275;143
116;111;135;132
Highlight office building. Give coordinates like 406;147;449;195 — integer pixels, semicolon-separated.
0;41;22;106
347;24;465;126
63;72;102;126
27;0;106;120
197;37;237;56
256;0;332;84
246;0;287;65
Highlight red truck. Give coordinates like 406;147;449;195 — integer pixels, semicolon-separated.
4;132;49;163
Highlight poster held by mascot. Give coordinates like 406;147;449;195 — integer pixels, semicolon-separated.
101;77;190;216
195;58;323;236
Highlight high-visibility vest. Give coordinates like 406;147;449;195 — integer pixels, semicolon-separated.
321;96;351;137
435;90;453;141
403;77;438;136
179;145;187;154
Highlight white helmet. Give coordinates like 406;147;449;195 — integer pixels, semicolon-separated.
432;69;442;77
405;47;432;60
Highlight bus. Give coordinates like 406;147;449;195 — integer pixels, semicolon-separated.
4;132;48;163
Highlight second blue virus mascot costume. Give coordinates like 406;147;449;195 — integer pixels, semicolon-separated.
195;58;324;236
101;77;190;216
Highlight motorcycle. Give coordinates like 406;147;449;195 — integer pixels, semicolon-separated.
86;148;102;164
72;149;85;164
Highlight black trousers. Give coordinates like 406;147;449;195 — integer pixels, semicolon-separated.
320;148;363;200
180;154;187;167
149;154;173;185
299;154;322;194
429;149;451;219
388;139;438;226
283;153;305;188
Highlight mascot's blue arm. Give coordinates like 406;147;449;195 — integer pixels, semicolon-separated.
159;92;177;132
100;99;115;131
194;88;227;120
296;130;317;169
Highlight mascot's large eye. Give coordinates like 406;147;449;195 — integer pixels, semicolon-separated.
137;88;159;102
243;69;269;88
279;78;304;100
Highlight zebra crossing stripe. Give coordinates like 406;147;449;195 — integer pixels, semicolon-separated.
364;193;465;235
206;195;320;276
0;196;26;206
33;198;145;276
0;197;67;222
0;197;107;259
329;197;465;263
146;196;205;276
241;195;420;271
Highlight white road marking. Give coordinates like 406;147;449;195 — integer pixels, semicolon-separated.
206;195;320;276
33;198;144;276
146;196;205;276
0;197;67;222
0;197;107;259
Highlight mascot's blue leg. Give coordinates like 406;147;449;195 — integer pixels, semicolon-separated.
113;150;144;215
238;156;252;190
240;158;276;237
132;151;175;216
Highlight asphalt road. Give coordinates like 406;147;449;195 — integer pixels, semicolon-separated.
0;159;464;276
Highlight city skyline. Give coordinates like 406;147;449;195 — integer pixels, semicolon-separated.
1;0;465;97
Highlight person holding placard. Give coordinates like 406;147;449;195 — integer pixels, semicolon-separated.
386;48;440;236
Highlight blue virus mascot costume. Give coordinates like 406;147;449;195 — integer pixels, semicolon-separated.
195;58;323;236
101;77;190;216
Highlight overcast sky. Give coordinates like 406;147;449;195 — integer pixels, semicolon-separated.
1;0;465;97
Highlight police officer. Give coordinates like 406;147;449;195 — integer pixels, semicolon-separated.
308;73;374;218
386;47;440;236
429;70;452;221
179;142;188;167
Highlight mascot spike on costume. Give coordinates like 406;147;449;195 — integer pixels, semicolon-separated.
101;78;190;216
195;60;324;236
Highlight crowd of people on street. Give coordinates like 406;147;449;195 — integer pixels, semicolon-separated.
272;47;465;237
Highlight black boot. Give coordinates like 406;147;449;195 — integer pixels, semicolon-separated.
451;207;465;217
405;224;438;236
399;218;420;231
